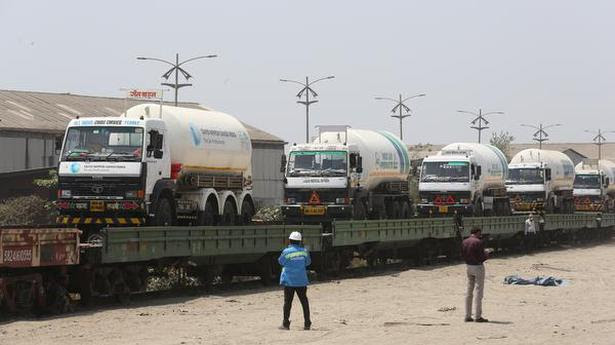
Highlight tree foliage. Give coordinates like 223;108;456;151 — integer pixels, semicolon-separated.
490;131;515;160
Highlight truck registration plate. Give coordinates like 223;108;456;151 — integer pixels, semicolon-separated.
438;206;448;213
303;206;325;216
90;201;105;212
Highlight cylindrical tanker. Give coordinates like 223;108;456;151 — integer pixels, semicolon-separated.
509;149;574;192
506;149;575;213
316;128;410;191
282;126;412;221
575;160;615;196
437;142;509;189
417;143;510;216
125;104;252;176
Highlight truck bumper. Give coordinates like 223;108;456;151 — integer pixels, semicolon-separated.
511;202;544;212
281;204;353;222
417;203;473;216
56;215;145;226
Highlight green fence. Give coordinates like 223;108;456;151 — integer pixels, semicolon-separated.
463;216;526;238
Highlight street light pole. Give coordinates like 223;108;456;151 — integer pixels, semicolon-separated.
137;53;217;106
521;123;562;149
375;93;426;141
586;129;615;160
280;75;335;143
457;109;504;143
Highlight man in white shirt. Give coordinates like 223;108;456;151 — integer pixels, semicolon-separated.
524;212;537;252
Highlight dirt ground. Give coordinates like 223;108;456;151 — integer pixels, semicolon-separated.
2;242;615;345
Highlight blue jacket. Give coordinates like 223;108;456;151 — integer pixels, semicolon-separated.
278;244;311;287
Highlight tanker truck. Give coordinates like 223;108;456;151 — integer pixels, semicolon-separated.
573;159;615;212
56;104;255;230
506;149;575;213
417;143;510;216
280;126;412;222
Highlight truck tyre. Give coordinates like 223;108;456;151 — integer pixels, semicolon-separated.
240;200;255;225
473;198;483;217
400;201;412;219
199;202;216;226
153;198;174;226
352;200;367;220
221;199;237;226
388;201;401;219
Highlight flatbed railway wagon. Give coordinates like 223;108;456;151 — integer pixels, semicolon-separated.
0;227;81;313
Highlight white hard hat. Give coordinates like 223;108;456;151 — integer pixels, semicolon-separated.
289;231;302;241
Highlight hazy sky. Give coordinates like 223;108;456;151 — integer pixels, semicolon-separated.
2;0;614;145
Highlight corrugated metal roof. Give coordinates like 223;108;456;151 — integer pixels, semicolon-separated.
0;89;284;143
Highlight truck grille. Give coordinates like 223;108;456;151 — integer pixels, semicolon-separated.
285;190;347;204
59;176;142;198
419;191;471;204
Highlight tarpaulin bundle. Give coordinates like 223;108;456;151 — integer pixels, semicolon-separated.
503;275;567;286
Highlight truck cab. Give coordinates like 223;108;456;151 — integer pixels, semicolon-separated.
506;162;549;212
281;143;361;222
56;117;170;227
417;155;479;216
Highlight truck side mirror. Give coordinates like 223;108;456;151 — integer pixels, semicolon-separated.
156;134;164;150
280;154;287;173
545;168;552;181
349;153;357;169
153;150;163;159
54;136;63;155
606;177;610;187
356;156;363;174
475;166;481;180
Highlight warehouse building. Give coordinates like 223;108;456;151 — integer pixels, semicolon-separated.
0;89;285;206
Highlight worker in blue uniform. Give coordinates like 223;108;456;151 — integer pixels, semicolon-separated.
278;231;312;330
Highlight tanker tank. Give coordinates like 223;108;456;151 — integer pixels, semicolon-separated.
125;104;252;177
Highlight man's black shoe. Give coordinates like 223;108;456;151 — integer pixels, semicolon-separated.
304;322;312;330
464;317;473;322
475;317;489;323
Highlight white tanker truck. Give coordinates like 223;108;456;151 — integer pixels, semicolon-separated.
417;143;511;216
281;126;412;222
573;159;615;212
506;149;575;213
56;104;255;228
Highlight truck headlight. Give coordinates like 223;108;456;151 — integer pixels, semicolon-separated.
60;190;72;198
536;198;544;202
335;197;347;204
460;198;470;204
286;197;296;204
421;198;428;203
125;190;144;199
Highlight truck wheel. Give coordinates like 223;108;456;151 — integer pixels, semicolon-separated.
400;201;412;219
153;198;174;226
240;200;255;225
221;199;236;226
353;200;367;220
473;199;483;217
199;202;216;226
388;201;401;219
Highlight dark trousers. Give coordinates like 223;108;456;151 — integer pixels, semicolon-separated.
283;286;310;326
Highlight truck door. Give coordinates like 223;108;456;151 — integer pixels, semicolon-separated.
145;127;170;196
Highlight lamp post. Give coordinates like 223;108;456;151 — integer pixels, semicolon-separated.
585;129;615;160
375;93;426;141
520;123;562;149
137;53;217;106
280;75;335;143
457;109;504;143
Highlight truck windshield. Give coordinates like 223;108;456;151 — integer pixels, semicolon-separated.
287;151;347;177
420;161;469;182
62;126;144;161
574;174;601;189
507;168;544;185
